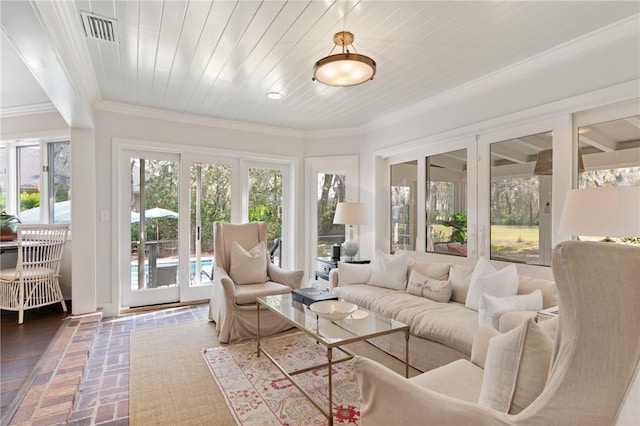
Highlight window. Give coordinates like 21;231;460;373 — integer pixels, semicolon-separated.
0;140;70;224
426;149;467;257
390;160;417;253
490;132;552;266
577;114;640;242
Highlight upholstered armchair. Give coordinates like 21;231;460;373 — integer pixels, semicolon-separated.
208;221;304;343
354;241;640;425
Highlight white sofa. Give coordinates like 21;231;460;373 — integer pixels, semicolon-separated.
328;250;557;372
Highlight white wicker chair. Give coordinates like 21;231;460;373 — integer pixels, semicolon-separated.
0;224;69;324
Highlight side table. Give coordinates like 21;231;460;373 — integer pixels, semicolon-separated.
315;257;370;281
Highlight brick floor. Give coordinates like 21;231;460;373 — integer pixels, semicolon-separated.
7;304;209;425
69;304;208;425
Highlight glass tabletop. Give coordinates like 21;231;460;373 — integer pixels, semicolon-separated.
257;293;409;348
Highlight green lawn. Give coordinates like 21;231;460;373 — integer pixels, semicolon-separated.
491;225;539;243
432;224;541;263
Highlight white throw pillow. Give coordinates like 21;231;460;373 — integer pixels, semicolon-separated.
407;269;452;303
465;257;519;311
366;250;408;290
478;318;553;414
478;289;543;328
337;262;371;286
229;241;268;284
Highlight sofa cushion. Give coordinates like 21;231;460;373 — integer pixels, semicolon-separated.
408;261;451;281
337;262;371;286
465;257;518;311
332;284;396;311
407;269;452;303
478;289;543;328
234;281;292;305
367;250;408;290
368;291;441;321
448;264;474;304
400;301;479;355
229;241;268;284
478;318;553;414
411;359;484;403
517;275;558;308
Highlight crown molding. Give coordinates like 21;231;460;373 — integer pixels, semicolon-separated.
363;14;640;135
96;100;305;139
0;102;58;118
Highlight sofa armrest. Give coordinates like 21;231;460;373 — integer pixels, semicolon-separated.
267;263;303;289
353;356;511;425
328;268;339;289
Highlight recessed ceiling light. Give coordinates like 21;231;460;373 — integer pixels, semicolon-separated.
267;92;283;100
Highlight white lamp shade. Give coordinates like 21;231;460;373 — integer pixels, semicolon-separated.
559;186;640;238
333;202;368;225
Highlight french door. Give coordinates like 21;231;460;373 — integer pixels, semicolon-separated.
118;146;293;309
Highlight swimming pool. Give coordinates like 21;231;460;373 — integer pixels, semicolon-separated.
130;257;213;288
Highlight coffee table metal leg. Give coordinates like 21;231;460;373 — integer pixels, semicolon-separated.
405;329;409;378
257;304;261;357
327;347;333;426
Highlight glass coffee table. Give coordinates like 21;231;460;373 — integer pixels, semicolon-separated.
257;294;409;426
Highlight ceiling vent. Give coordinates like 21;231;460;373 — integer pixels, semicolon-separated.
80;11;118;43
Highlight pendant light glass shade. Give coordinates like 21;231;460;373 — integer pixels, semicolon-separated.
313;31;376;87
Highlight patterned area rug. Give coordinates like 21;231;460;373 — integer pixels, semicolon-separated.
202;332;361;425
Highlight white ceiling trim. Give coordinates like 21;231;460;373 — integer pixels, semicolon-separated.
0;102;57;118
96;100;304;138
373;80;640;159
363;14;640;135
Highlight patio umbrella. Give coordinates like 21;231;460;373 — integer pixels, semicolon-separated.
132;207;178;240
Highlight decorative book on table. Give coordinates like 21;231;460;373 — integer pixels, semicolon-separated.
292;287;338;306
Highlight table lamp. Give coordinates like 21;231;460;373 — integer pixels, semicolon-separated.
558;186;640;241
333;202;368;259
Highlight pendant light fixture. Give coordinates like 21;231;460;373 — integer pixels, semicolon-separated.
313;31;376;87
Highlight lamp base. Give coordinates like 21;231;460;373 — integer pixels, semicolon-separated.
344;240;359;259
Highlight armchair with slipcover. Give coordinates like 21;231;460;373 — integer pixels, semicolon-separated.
208;221;304;343
353;241;640;425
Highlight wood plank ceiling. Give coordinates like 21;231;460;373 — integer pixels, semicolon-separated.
19;1;640;130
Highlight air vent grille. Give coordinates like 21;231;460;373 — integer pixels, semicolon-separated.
80;11;118;43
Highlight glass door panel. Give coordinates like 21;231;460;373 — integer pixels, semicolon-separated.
126;156;180;307
316;173;345;257
248;167;283;265
190;162;231;286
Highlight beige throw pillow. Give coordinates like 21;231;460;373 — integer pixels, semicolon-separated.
229;241;268;284
478;318;553;414
407;269;452;303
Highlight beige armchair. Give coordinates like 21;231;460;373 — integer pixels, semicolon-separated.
354;241;640;425
208;221;304;343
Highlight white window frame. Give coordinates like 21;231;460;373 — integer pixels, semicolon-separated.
0;137;70;225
